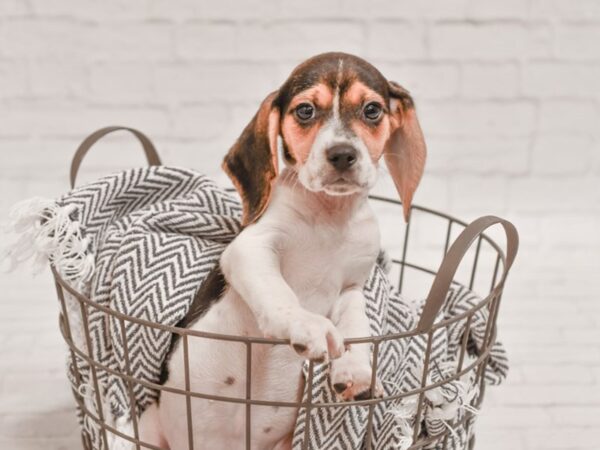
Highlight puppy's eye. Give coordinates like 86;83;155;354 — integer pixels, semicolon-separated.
363;102;383;121
295;103;315;121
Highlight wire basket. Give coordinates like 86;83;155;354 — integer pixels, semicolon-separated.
50;127;518;450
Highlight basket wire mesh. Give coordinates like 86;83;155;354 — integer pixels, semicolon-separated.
50;127;518;450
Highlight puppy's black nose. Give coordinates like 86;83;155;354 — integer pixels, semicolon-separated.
326;145;358;171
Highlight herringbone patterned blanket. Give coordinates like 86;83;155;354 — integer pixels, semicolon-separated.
8;166;508;450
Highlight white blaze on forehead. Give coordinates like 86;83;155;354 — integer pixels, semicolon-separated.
331;58;343;131
336;58;344;86
311;58;360;156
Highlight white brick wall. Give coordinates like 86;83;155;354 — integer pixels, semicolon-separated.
0;1;599;449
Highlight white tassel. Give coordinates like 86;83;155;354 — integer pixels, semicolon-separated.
428;398;460;421
439;418;460;443
77;383;95;399
427;375;480;434
110;416;136;450
425;386;445;406
386;397;418;450
455;378;480;416
2;197;95;286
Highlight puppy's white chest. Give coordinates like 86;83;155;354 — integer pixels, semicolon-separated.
279;215;379;314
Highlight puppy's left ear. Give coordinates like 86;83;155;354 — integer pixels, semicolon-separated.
384;81;427;222
223;91;280;226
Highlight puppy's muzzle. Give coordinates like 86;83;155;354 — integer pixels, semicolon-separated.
326;145;358;171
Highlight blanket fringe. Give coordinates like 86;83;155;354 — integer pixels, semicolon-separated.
2;197;95;286
386;397;418;450
383;363;480;449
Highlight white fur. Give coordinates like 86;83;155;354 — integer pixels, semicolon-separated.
141;169;382;450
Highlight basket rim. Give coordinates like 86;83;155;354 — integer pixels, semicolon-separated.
53;263;498;344
51;196;507;345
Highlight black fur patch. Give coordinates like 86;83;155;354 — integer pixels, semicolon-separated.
282;142;297;165
159;266;227;386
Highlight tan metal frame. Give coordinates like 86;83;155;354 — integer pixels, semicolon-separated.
51;127;519;450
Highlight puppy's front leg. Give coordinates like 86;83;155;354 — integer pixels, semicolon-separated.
221;226;345;362
329;289;383;401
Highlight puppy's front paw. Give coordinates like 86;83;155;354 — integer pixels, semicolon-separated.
330;351;383;401
289;312;345;363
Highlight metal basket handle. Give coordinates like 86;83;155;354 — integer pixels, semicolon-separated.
416;216;519;332
70;126;162;188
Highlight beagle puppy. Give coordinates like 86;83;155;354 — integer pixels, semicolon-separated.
139;52;426;450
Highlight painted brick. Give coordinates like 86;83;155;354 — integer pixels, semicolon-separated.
430;23;552;60
29;61;87;98
548;407;600;426
522;365;595;385
522;62;600;98
531;134;593;175
460;63;520;99
556;25;600;61
29;0;152;20
154;63;278;103
273;0;344;19
449;175;508;213
465;0;531;19
343;0;469;20
0;412;79;439
477;406;552;428
0;103;171;138
499;385;600;406
426;136;530;175
366;22;427;60
0;0;30;15
419;101;536;137
537;101;599;133
476;429;526;450
171;105;231;139
525;427;600;449
0;19;90;60
147;0;276;21
90;62;155;103
510;344;600;365
176;22;237;60
374;62;460;99
237;21;365;61
540;215;600;246
0;61;28;98
90;23;174;62
531;0;600;20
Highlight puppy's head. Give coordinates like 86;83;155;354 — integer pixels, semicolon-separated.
223;52;426;225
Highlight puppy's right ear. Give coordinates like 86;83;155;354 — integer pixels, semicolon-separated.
384;81;427;222
223;91;280;226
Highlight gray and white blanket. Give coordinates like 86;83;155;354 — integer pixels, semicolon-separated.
7;166;508;450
